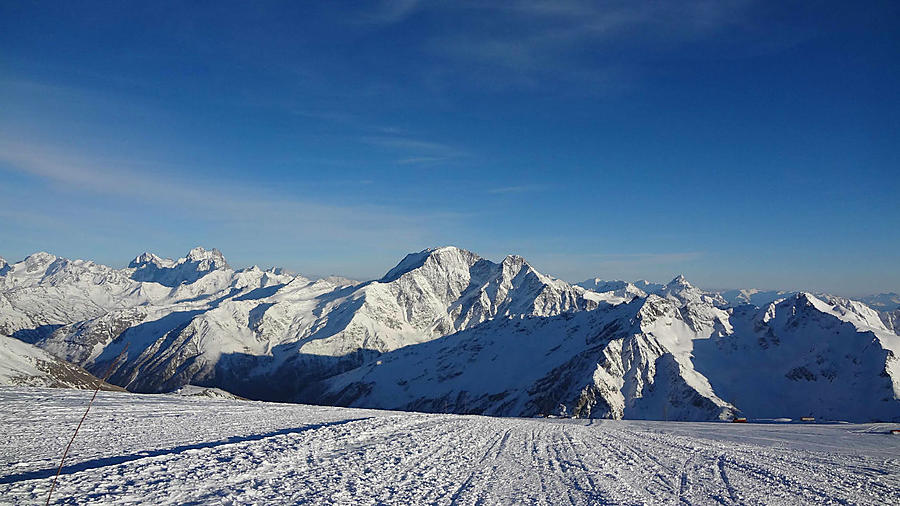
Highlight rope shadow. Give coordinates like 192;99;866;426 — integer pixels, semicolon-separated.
1;417;371;485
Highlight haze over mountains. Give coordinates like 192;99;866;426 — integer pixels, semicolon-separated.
1;246;898;422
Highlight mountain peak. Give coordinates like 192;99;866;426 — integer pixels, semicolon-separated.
669;274;691;286
183;247;228;273
129;252;168;269
380;246;481;283
25;251;57;264
186;246;226;265
502;254;528;267
21;252;61;274
431;245;467;254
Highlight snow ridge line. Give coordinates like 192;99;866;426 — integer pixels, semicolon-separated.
1;417;372;485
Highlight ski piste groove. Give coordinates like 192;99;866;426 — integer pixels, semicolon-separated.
2;388;899;505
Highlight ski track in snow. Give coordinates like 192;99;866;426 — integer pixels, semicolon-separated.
1;387;898;505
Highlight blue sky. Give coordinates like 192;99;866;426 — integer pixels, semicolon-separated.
1;1;898;295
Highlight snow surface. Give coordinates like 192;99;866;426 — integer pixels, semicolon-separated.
0;386;898;505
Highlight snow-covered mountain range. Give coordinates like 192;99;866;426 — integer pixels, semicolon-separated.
1;246;898;422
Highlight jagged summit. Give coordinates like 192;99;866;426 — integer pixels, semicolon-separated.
129;246;230;287
282;246;603;369
661;275;695;297
186;246;227;267
376;248;581;315
670;274;689;285
130;247;227;269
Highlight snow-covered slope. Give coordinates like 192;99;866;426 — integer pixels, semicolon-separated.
320;293;736;421
321;279;900;422
693;293;900;421
250;247;610;400
264;248;611;398
0;335;121;390
278;247;603;357
881;309;900;334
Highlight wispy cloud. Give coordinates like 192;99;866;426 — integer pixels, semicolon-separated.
355;0;421;25
395;156;451;165
487;185;546;194
0;139;459;246
362;136;459;153
372;0;754;92
361;135;469;165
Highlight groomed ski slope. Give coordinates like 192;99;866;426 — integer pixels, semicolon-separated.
1;388;898;505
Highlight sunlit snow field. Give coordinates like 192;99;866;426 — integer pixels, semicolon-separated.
1;387;898;505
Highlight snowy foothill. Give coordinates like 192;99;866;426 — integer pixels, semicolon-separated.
1;387;898;505
0;335;122;391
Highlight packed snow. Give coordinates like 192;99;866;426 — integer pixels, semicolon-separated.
1;387;898;505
